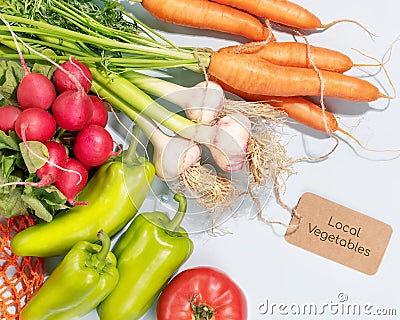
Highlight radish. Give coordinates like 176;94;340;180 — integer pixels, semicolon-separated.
53;57;92;93
87;95;109;127
0;105;22;133
17;73;57;110
51;90;94;131
53;158;89;205
35;141;68;187
2;19;92;129
1;17;57;111
73;125;117;167
0;139;79;191
15;108;57;142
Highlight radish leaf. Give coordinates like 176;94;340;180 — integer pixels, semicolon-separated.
23;184;69;222
0;130;20;151
0;60;25;106
31;49;58;79
19;141;49;174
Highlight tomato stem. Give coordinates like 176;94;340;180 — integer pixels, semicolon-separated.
190;295;216;320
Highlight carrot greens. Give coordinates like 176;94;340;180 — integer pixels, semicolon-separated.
0;0;210;70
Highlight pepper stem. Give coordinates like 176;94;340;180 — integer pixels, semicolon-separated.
91;230;111;269
166;193;187;232
123;125;142;166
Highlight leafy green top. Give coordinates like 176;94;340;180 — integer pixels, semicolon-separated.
0;0;208;71
0;60;69;222
1;0;139;33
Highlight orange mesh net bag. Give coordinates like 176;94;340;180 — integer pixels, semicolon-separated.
0;216;45;319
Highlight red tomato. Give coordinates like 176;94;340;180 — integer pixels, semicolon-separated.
156;266;247;320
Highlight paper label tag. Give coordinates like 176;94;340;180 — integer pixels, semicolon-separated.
285;192;392;275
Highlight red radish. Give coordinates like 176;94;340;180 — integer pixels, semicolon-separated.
35;141;68;187
74;125;117;167
53;57;92;93
7;23;55;110
0;105;22;133
87;95;109;127
17;73;57;110
1;15;56;110
53;158;89;206
0;139;84;192
51;90;94;131
0;138;73;190
15;108;56;142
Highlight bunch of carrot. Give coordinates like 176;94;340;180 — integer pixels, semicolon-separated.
133;0;387;135
0;0;388;142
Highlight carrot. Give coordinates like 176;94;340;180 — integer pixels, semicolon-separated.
207;52;384;102
218;79;398;153
212;76;338;132
261;96;339;132
210;0;323;30
139;0;274;41
218;41;354;73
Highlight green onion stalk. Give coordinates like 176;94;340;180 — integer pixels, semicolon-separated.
90;67;253;173
118;70;288;187
93;81;239;209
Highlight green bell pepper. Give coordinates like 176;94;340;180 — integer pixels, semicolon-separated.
20;230;118;320
11;133;155;257
98;193;194;320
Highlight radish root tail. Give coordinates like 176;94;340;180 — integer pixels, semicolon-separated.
0;126;84;190
0;15;29;74
0;15;85;92
20;125;83;186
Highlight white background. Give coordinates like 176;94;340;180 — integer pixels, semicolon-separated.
76;0;400;319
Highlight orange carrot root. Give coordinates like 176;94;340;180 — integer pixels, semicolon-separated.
242;93;335;132
141;0;274;41
210;0;323;30
219;41;354;73
266;97;339;133
211;75;338;133
208;52;382;102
